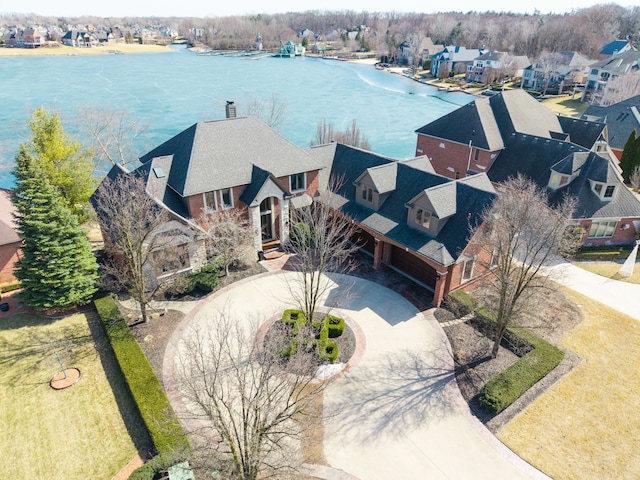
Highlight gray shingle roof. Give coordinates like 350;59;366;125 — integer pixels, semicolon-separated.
423;183;457;218
366;163;397;194
139;117;324;197
600;40;633;56
310;144;496;267
583;95;640;150
589;51;640;75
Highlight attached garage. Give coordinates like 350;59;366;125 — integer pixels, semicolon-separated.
353;228;376;256
389;245;437;291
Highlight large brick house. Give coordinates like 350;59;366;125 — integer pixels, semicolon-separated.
0;189;21;284
415;89;640;247
306;143;497;306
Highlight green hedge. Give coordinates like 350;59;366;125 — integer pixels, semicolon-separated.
326;315;345;338
444;290;477;316
574;245;634;261
93;295;190;456
129;453;187;480
477;312;564;414
319;341;339;363
0;281;22;295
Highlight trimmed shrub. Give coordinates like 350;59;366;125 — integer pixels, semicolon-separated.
574;245;634;261
477;316;564;414
326;315;345;338
129;453;188;480
444;290;477;316
319;341;339;363
187;263;219;293
282;309;306;324
0;281;22;296
94;295;190;456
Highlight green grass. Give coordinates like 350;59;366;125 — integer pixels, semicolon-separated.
0;312;152;479
541;96;589;118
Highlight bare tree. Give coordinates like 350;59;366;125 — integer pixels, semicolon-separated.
77;107;150;175
471;175;580;358
286;183;360;321
535;51;565;95
242;93;288;129
92;171;171;322
175;311;330;480
601;71;640;106
200;208;254;277
630;165;640;193
311;119;371;150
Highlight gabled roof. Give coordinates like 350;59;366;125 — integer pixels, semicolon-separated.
600;40;634;56
583;95;640;150
239;164;289;207
416;90;562;150
590;51;640;75
361;163;398;194
557;115;607;149
421;183;457;219
487;133;640;220
139;117;324;197
308;144;496;266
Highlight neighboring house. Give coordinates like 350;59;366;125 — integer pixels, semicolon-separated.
598;39;636;60
307;143;497;306
583;50;640;104
415;89;640;247
465;51;530;83
5;27;44;48
521;51;594;93
583;95;640;159
431;45;487;78
398;37;444;66
62;29;98;47
95;31;115;43
0;189;21;284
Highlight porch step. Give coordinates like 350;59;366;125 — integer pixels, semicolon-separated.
262;241;285;260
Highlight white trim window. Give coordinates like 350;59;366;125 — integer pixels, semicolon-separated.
461;257;475;282
490;249;500;269
290;172;306;193
592;182;616;200
362;186;373;203
415;208;431;228
588;220;617;238
220;187;233;209
204;191;218;211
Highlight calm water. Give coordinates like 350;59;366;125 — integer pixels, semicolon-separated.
0;45;471;188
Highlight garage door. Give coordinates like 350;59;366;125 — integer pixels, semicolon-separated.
353;228;375;255
389;245;437;290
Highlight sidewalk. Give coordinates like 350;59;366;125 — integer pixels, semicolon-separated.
546;260;640;321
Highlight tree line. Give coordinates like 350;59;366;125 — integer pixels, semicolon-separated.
3;4;640;57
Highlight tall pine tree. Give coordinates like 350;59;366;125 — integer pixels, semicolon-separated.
13;148;98;309
619;129;640;183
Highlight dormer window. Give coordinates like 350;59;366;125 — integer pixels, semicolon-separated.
415;209;432;228
592;181;616;200
362;186;373;203
549;171;570;189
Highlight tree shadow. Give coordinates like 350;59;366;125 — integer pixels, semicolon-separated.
325;347;455;445
84;310;154;454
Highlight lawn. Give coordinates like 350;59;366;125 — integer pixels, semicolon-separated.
541;96;589;118
0;312;152;479
574;260;640;284
497;289;640;480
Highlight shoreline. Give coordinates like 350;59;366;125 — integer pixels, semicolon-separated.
0;43;174;57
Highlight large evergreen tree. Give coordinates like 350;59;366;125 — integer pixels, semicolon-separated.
619;129;640;183
23;107;96;221
13;148;98;309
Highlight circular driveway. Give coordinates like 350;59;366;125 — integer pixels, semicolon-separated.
163;271;547;480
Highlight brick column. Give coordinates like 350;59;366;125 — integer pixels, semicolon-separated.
433;270;448;307
373;238;383;269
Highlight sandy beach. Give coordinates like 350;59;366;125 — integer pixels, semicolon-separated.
0;43;174;57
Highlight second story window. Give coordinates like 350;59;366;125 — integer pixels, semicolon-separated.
362;186;373;202
220;188;233;209
204;191;217;211
415;209;431;228
290;172;306;192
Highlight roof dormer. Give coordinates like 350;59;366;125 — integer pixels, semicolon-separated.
590;180;617;201
406;182;457;236
353;163;397;210
548;152;589;190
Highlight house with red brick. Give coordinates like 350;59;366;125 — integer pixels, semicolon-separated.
415;89;640;247
307;143;498;306
0;189;21;284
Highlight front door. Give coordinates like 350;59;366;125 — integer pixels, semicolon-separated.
260;198;274;241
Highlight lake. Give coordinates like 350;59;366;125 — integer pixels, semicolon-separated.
0;45;471;188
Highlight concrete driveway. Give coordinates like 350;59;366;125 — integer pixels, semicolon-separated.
164;271;548;480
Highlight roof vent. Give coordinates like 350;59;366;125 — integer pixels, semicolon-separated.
225;100;237;119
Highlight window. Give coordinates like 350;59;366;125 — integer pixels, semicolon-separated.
220;188;233;209
588;220;617;238
474;148;479;162
290;172;306;192
604;185;615;198
461;257;475;282
559;175;569;186
362;186;367;200
204;191;217;211
490;249;499;269
594;183;603;195
415;209;431;228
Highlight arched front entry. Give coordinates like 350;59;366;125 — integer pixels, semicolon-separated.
260;197;279;242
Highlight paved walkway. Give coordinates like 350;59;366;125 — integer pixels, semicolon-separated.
545;259;640;321
163;271;549;480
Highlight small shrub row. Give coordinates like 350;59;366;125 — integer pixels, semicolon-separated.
476;311;564;414
279;310;343;363
94;295;190;456
0;281;22;295
574;245;634;261
443;290;477;317
129;453;188;480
